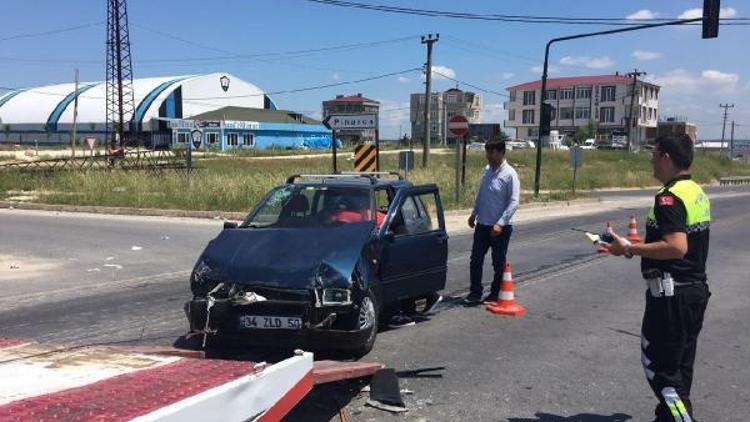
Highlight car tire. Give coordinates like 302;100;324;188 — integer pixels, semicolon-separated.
352;289;378;357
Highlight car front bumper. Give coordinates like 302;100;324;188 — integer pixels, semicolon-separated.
185;298;371;351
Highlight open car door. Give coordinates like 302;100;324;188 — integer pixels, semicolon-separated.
378;184;447;304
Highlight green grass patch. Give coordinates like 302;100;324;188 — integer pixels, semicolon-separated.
1;149;748;212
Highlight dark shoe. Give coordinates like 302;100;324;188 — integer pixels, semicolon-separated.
422;294;443;315
462;294;481;307
481;294;499;305
388;314;415;329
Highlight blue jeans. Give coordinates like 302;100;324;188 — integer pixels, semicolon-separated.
469;224;513;299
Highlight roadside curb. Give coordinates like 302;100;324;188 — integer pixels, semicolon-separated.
0;197;601;225
0;201;247;221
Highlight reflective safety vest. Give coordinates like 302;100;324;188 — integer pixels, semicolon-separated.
647;179;711;233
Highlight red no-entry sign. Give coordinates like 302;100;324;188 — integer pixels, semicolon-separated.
448;115;469;137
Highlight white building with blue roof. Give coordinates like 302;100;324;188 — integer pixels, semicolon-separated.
0;73;332;150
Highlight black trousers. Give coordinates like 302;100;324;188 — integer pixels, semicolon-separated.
469;224;513;299
641;283;710;421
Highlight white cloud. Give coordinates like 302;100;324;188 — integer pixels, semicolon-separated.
431;65;456;80
397;76;410;84
678;7;737;19
332;73;341;81
480;103;506;123
649;68;740;95
632;50;663;61
499;72;515;80
559;56;615;69
701;70;740;84
530;65;559;74
627;9;659;20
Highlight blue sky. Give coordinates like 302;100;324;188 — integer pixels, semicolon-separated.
0;0;748;139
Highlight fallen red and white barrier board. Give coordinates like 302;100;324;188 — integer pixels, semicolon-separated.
0;337;313;422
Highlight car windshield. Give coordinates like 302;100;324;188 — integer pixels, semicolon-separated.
242;185;374;228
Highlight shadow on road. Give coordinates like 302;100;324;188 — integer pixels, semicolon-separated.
283;379;369;422
508;412;632;422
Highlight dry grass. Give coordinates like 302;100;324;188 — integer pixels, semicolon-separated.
1;149;748;212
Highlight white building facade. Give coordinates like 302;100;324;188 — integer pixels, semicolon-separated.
504;74;660;146
410;88;482;143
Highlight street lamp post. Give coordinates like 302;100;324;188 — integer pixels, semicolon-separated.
533;16;708;196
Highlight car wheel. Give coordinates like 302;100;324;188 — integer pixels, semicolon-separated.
353;290;378;357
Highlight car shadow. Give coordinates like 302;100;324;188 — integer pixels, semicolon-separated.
507;412;633;422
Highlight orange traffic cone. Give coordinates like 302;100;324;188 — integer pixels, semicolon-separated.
597;222;612;254
626;215;643;243
486;262;526;317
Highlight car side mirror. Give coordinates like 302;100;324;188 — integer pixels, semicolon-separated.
223;221;238;229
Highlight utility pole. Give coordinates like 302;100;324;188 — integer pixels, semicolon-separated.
719;103;734;156
71;68;79;157
421;33;438;167
626;69;646;152
729;120;735;159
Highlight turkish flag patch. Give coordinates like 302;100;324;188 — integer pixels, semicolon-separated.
658;196;674;206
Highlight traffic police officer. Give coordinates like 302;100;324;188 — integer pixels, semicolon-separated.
610;134;711;422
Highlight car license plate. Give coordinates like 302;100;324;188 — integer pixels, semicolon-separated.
239;315;302;330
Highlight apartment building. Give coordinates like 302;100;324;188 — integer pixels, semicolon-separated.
504;74;660;146
410;88;482;143
322;93;379;144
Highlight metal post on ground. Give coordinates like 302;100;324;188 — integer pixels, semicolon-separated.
461;135;467;186
375;128;380;172
71;68;79;157
454;137;461;203
729;120;735;159
332;129;338;173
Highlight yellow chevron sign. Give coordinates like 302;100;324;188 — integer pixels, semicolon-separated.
354;144;377;172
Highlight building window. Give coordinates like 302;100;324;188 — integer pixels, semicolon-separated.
576;87;592;99
508;109;516;121
549;107;557;121
227;133;238;146
447;111;456;118
243;134;254;146
418;96;424;105
206;133;218;144
560;107;573;120
509;91;516;102
523;91;536;106
522;109;535;124
600;106;615;123
560;88;574;100
177;133;188;143
601;86;616;102
575;107;590;120
528;127;539;137
446;94;457;104
544;89;557;100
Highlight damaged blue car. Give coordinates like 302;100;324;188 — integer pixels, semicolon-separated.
185;173;448;355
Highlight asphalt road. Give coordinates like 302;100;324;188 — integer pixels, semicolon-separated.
1;187;749;421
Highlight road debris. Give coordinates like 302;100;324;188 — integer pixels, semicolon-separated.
103;264;123;270
87;268;101;272
105;256;115;261
366;368;408;413
9;263;19;270
160;235;170;240
131;246;142;251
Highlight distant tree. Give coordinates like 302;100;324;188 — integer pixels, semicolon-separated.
572;119;598;146
491;129;511;143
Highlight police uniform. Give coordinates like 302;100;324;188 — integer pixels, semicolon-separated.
640;174;711;422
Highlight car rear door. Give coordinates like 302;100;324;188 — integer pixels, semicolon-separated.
378;185;447;304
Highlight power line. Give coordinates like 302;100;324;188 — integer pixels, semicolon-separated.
431;70;509;98
0;22;104;43
302;0;750;26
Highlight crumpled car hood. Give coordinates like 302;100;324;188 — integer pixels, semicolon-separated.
197;222;374;290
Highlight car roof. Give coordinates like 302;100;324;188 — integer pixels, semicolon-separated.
285;173;412;191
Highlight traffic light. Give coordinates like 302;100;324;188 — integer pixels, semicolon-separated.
702;0;720;39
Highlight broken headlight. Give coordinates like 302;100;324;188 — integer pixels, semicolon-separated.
321;288;352;306
191;259;219;296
